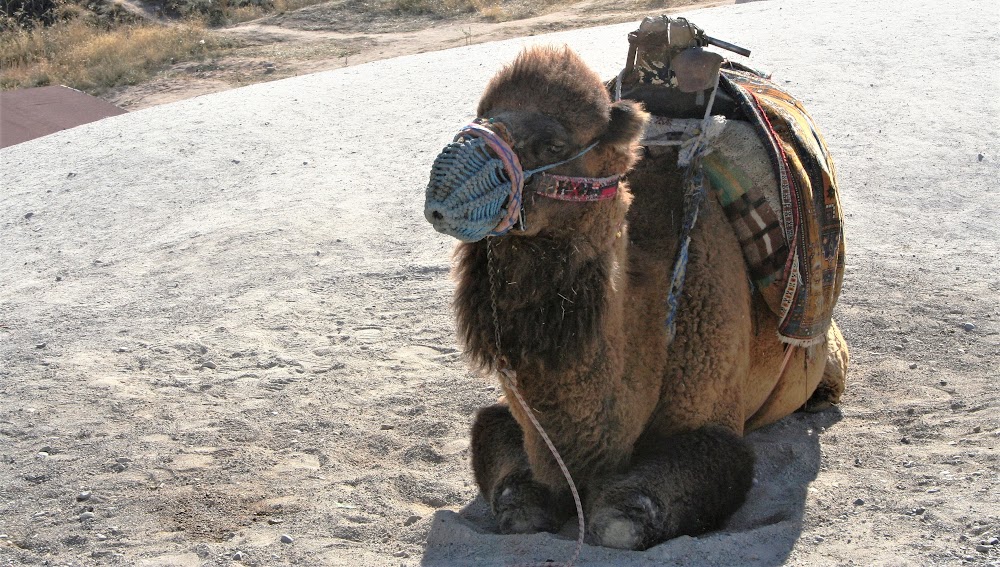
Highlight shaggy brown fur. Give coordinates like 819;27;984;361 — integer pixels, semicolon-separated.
452;46;849;550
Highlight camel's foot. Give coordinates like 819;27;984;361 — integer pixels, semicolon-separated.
587;488;662;550
803;381;840;412
471;404;570;534
492;471;563;534
805;320;849;412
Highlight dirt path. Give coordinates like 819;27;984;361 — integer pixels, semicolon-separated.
105;0;731;109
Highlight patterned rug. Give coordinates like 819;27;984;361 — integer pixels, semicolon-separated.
711;67;845;346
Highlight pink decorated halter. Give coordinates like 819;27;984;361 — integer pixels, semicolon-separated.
533;173;621;202
452;119;611;234
453;121;527;236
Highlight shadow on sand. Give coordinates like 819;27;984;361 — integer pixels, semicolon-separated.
421;408;842;566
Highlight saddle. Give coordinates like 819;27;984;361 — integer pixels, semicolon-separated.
616;16;845;347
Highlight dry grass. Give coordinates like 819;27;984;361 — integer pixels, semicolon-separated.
312;0;579;24
384;0;573;21
220;0;337;25
0;19;225;93
0;0;590;96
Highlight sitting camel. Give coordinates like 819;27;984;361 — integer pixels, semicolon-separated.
424;27;848;551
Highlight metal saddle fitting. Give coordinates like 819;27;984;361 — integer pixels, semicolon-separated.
619;16;751;119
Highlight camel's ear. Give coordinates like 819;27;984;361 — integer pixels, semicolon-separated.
600;100;649;150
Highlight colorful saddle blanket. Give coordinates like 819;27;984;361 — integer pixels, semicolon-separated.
708;68;845;346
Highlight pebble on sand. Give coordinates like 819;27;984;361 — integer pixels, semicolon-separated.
77;491;91;502
280;534;294;544
961;322;976;332
79;512;95;521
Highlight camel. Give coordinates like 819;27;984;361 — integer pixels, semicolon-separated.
424;32;848;551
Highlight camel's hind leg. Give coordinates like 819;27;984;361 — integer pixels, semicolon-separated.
585;426;755;550
803;320;849;412
470;404;571;534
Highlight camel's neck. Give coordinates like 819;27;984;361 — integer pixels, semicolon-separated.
453;215;627;376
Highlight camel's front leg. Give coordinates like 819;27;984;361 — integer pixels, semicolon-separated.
586;425;755;550
470;404;573;534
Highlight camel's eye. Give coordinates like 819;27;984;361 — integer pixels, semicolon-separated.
544;142;566;156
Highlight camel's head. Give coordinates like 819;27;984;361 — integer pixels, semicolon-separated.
425;46;649;242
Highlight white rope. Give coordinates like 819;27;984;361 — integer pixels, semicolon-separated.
678;72;721;167
488;240;584;567
500;368;585;567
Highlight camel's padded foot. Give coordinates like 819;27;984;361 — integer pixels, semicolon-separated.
805;320;849;412
491;471;563;534
802;382;839;413
587;489;662;550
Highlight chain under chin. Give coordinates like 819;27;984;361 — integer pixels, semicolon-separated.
486;237;506;369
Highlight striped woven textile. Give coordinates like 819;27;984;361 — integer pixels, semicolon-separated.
703;149;789;288
714;67;845;346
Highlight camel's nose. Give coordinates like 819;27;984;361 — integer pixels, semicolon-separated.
425;205;443;224
425;204;451;233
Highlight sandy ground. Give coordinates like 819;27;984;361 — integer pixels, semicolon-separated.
1;0;999;566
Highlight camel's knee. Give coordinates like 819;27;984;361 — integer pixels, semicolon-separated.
491;470;566;534
587;426;754;550
824;319;849;390
470;404;525;495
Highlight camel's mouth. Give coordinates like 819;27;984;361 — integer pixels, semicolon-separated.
425;119;609;242
424;197;507;243
424;121;525;242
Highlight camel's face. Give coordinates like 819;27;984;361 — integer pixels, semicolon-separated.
424;46;648;242
480;100;647;240
485;110;578;173
486;110;608;239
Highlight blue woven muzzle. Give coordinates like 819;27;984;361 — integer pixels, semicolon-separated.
425;121;599;242
425;131;520;242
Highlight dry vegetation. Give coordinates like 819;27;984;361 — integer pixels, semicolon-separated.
0;0;228;93
0;20;223;92
0;0;582;96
